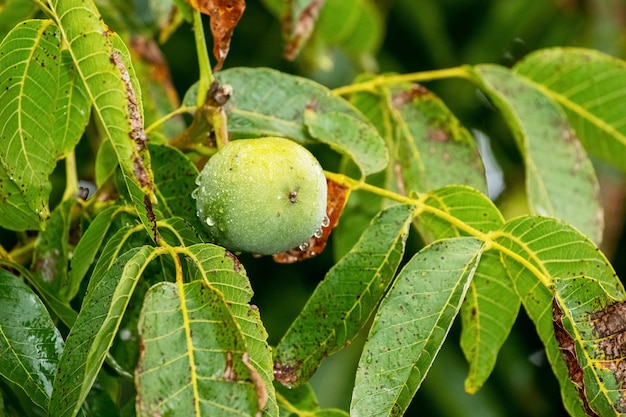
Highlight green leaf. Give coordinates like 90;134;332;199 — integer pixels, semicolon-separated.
0;269;64;411
315;0;383;56
554;277;626;416
471;64;602;243
0;0;38;40
304;108;388;177
149;143;201;224
182;244;278;416
94;137;118;187
136;280;261;417
49;246;157;417
157;217;203;247
68;205;127;298
276;383;349;417
331;177;383;261
189;67;360;140
49;1;158;239
0;260;78;328
276;383;319;416
416;185;504;242
274;203;415;386
53;49;90;158
348;73;393;142
208;67;388;175
351;237;484;417
85;222;147;296
387;83;487;194
461;250;520;393
494;215;625;417
31;198;77;303
0;19;61;230
514;47;626;173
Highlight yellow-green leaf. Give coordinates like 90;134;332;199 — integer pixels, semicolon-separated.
515;47;626;173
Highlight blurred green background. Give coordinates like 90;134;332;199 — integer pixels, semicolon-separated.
157;1;626;416
3;0;622;415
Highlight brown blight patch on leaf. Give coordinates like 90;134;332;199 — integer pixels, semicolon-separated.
242;352;268;413
224;250;242;272
144;194;159;242
187;0;245;71
552;300;599;416
283;0;325;60
223;351;237;380
273;177;350;263
391;83;429;107
109;48;148;154
589;302;626;360
588;300;626;412
273;360;302;387
108;33;160;240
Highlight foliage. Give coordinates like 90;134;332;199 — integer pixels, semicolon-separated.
1;1;626;416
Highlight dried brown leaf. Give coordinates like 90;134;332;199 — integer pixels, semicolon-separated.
187;0;246;71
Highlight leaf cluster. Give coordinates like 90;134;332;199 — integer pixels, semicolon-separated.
1;1;626;417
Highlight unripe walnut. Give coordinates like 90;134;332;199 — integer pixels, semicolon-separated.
194;137;328;255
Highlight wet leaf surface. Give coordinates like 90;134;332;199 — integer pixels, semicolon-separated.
274;204;414;386
136;280;261;417
351;237;483;417
0;270;64;411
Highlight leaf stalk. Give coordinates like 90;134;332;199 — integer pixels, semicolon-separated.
332;66;473;96
193;10;214;108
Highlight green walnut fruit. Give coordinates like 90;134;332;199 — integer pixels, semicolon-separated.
193;137;328;255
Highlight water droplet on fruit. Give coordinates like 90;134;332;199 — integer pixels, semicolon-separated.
322;214;330;227
314;228;323;238
205;217;215;227
298;241;309;251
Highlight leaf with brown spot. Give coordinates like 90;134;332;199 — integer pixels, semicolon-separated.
282;0;325;60
553;275;626;416
386;81;487;195
186;0;245;71
472;64;602;244
552;299;598;417
129;36;185;141
273;177;350;263
274;204;414;386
